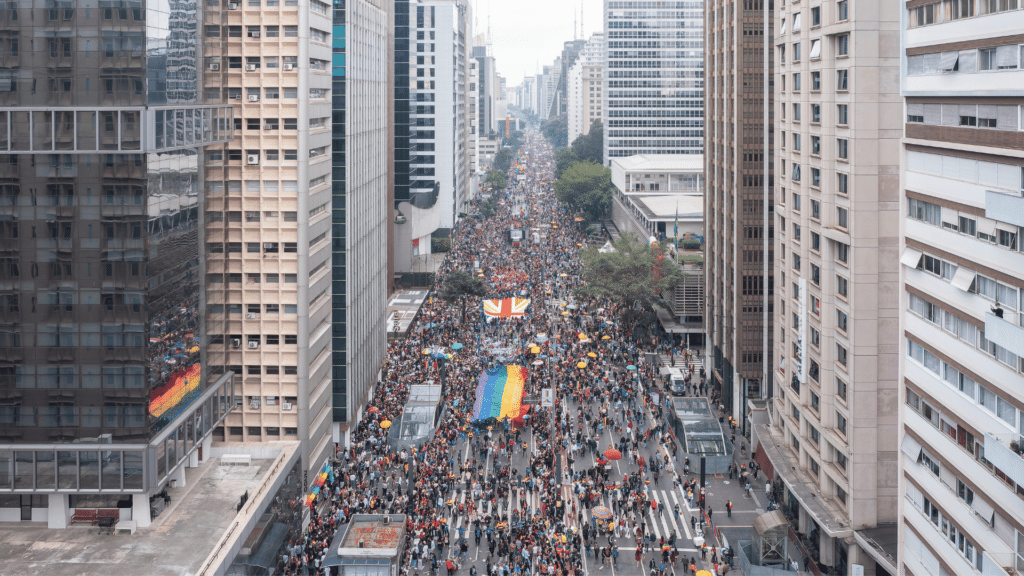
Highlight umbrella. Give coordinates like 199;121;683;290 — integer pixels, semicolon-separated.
574;217;584;222
567;304;577;310
626;365;637;371
576;361;587;368
530;346;541;354
696;572;714;576
561;312;569;316
604;448;622;461
379;420;392;428
422;349;431;355
188;346;200;353
578;333;587;340
533;360;544;366
452;343;464;350
576;243;583;247
601;335;611;340
587;352;597;358
559;273;568;278
592;506;613;519
367;406;379;414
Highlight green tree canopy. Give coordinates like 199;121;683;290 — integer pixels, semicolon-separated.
554;148;578;180
479;195;498;220
570;120;603;165
580;234;685;322
493;148;514;174
437;270;488;321
484;170;507;190
554;161;615;221
541;115;568;148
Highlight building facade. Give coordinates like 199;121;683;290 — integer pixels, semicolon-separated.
568;33;605;146
761;1;902;574
0;0;235;527
704;0;774;425
898;3;1024;576
602;0;704;162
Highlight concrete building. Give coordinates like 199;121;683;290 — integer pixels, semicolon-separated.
473;37;499;139
704;0;774;427
758;1;902;575
0;0;235;527
609;156;706;342
898;3;1024;576
602;0;704;162
568;33;605;146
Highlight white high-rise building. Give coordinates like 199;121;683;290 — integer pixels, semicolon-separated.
602;0;703;162
568;33;605;145
898;3;1024;576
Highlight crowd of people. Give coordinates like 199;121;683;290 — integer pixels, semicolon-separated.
277;132;731;576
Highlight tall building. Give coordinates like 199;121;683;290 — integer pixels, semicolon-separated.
331;0;392;443
602;0;704;162
568;33;605;146
759;1;902;574
898;4;1024;576
704;0;774;425
406;0;471;231
0;0;234;527
473;37;498;140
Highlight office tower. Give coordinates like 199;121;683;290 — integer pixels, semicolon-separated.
0;0;234;527
602;0;704;162
331;0;392;441
568;33;605;146
899;4;1024;576
468;59;479;176
704;0;774;424
473;38;498;140
761;1;901;574
538;65;551;121
549;40;587;120
406;0;472;231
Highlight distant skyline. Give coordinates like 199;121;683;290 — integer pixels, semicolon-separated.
472;0;603;86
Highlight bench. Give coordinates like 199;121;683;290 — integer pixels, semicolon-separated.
96;509;120;522
114;520;137;535
70;509;97;525
220;454;252;466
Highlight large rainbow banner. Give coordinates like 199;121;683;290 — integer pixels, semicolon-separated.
471;365;528;422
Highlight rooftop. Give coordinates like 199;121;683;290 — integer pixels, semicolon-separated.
630;194;703;221
0;455;276;576
611;154;704;173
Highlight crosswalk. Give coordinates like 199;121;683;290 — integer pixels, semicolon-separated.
576;484;699;546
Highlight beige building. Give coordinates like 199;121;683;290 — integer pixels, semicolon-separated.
898;3;1024;576
568;33;604;146
758;1;902;574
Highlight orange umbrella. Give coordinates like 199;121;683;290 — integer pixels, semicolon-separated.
604;448;622;461
587;352;597;358
367;406;379;413
379;420;392;428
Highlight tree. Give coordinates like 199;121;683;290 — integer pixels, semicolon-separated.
479;195;498;220
570;120;603;165
484;170;507;190
541;115;568;148
580;234;686;323
493;148;515;174
438;270;488;321
554;148;578;180
554;161;615;221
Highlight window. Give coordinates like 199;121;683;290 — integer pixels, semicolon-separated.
793;133;802;151
811;327;820;347
836;242;849;264
793;72;802;91
284;26;298;37
837;35;849;57
837;309;849;332
838;0;849;21
812;233;821;252
812;168;821;187
838;173;849;195
812;104;821;123
837;207;849;229
811;199;821;219
837;275;848;298
792;164;802;181
959;216;977;236
811;6;821;26
837;138;849;160
836;412;848;435
909;198;941;224
911;3;937;27
812;71;821;90
982;0;1020;14
793;193;802;211
793;103;802;121
794;43;801;62
837;70;849;91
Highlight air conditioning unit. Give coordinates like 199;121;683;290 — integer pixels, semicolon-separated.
209;62;220;71
282;402;293;410
247;94;259;102
229;93;242;99
245;64;257;71
228;2;239;9
249;399;260;409
251;32;261;38
283;63;294;71
245;313;257;319
263;243;274;250
247;154;260;165
248;341;259;349
232;338;241;348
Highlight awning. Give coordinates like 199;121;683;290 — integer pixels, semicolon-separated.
900;247;923;268
900;434;922;460
978;218;998;237
971;496;995;525
938;51;959;72
950;267;977;292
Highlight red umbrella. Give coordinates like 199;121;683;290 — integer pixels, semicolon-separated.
367;406;379;414
604;448;622;461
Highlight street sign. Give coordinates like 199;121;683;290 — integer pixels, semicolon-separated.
523;395;540;405
540;388;554;407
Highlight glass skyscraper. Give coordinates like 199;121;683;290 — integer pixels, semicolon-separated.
0;0;234;526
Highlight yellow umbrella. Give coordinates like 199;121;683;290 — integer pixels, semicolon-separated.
574;217;584;222
578;333;588;340
576;243;583;247
587;352;597;358
696;572;714;576
530;346;541;354
422;349;431;355
553;225;559;229
561;311;569;316
601;335;611;340
559;273;568;278
576;361;587;369
188;346;200;353
379;420;392;428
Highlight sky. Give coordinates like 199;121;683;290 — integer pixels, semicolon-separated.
471;0;604;86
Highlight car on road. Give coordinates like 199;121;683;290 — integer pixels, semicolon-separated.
668;368;687;396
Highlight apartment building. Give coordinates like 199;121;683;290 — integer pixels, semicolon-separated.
898;2;1024;576
568;33;605;146
704;0;774;424
0;0;234;526
602;0;704;162
759;1;902;574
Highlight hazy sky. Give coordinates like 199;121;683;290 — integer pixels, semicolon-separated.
471;0;604;86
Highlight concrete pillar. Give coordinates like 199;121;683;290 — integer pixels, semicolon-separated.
188;447;199;469
169;463;186;488
133;494;152;528
848;541;875;576
47;493;69;529
797;506;808;534
200;435;213;464
819;532;834;568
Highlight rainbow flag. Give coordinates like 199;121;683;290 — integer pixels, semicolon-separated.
471;365;527;422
